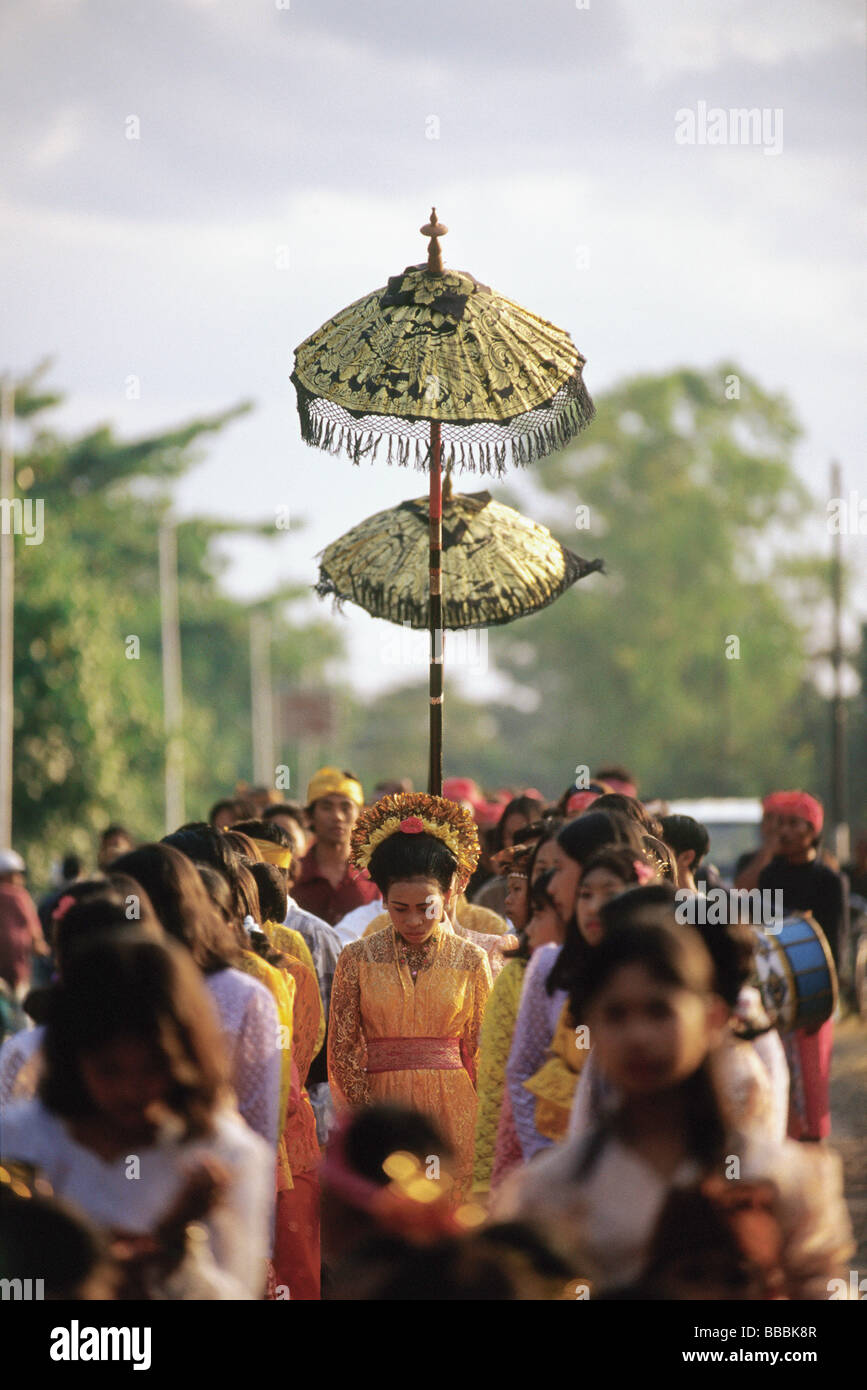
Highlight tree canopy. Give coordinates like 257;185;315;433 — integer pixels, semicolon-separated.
6;359;858;885
348;364;845;802
8;362;341;884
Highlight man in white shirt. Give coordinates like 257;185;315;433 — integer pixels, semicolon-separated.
331;895;385;947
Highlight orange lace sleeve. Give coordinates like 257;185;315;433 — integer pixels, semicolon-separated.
327;946;369;1108
281;958;321;1090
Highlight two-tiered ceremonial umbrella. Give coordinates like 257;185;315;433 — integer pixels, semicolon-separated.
291;210;595;793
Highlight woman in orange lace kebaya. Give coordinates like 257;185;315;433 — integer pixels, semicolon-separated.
327;795;492;1195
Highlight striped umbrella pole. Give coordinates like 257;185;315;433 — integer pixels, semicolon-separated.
428;418;443;795
423;210;449;797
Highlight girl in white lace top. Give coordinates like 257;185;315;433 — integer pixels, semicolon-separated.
0;859;282;1150
1;934;273;1299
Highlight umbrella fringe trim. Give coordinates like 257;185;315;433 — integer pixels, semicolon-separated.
294;375;596;475
313;553;605;630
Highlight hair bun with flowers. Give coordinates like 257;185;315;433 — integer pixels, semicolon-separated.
491;842;534;879
350;793;480;887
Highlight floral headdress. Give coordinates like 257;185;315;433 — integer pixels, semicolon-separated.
490;842;535;879
350;793;480;889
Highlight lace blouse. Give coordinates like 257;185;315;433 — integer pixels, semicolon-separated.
505;944;567;1160
0;974;284;1157
328;920;492;1193
2;1099;275;1299
473;958;527;1193
0;1023;43;1113
206;969;282;1147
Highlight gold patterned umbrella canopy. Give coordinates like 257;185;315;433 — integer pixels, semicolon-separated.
292;259;594;476
291;211;596;794
315;486;604;630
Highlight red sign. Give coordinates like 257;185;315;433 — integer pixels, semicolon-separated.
279;690;337;741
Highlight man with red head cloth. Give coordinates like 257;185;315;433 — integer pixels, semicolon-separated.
758;790;844;1142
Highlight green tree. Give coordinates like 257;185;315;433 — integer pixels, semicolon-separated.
327;365;851;806
484;362;831;797
7;362;342;885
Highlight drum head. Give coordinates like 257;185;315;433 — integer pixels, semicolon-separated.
752;913;837;1033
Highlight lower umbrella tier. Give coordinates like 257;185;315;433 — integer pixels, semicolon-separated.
314;490;604;629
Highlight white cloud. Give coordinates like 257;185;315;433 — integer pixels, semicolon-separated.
1;0;863;697
29;105;86;167
619;0;864;84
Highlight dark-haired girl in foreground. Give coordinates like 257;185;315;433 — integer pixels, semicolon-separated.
1;935;273;1298
110;844;284;1152
0;877;164;1113
495;901;853;1298
568;888;787;1147
327;795;492;1195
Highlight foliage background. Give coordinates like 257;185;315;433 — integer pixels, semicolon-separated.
7;361;864;888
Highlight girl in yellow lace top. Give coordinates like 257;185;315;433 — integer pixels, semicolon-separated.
472;841;544;1196
328;794;492;1195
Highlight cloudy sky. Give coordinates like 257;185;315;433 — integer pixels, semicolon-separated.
2;0;864;698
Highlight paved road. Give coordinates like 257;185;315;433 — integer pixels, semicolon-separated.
830;1013;867;1271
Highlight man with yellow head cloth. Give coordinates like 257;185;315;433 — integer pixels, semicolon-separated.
293;768;380;927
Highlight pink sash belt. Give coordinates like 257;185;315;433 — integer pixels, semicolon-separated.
366;1036;463;1074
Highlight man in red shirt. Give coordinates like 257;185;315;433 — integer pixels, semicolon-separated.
293;768;379;927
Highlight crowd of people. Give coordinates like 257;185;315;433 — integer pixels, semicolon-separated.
0;762;859;1301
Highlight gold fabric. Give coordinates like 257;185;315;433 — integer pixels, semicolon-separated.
473;957;527;1193
251;839;293;869
306;766;364;807
523;1002;589;1142
328;920;492;1193
264;921;326;1058
456;896;509;937
294;267;586;427
316;490;603;631
280;956;323;1176
257;925;323;1177
361;904;510;980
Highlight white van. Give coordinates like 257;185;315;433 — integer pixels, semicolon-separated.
664;798;762;884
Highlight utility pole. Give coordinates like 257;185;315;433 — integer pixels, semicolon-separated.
250;610;274;788
829;460;849;865
0;382;14;846
159;520;185;832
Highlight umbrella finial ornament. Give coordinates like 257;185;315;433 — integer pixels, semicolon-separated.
420;207;448;274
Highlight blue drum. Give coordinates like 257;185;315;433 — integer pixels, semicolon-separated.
752;913;837;1034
